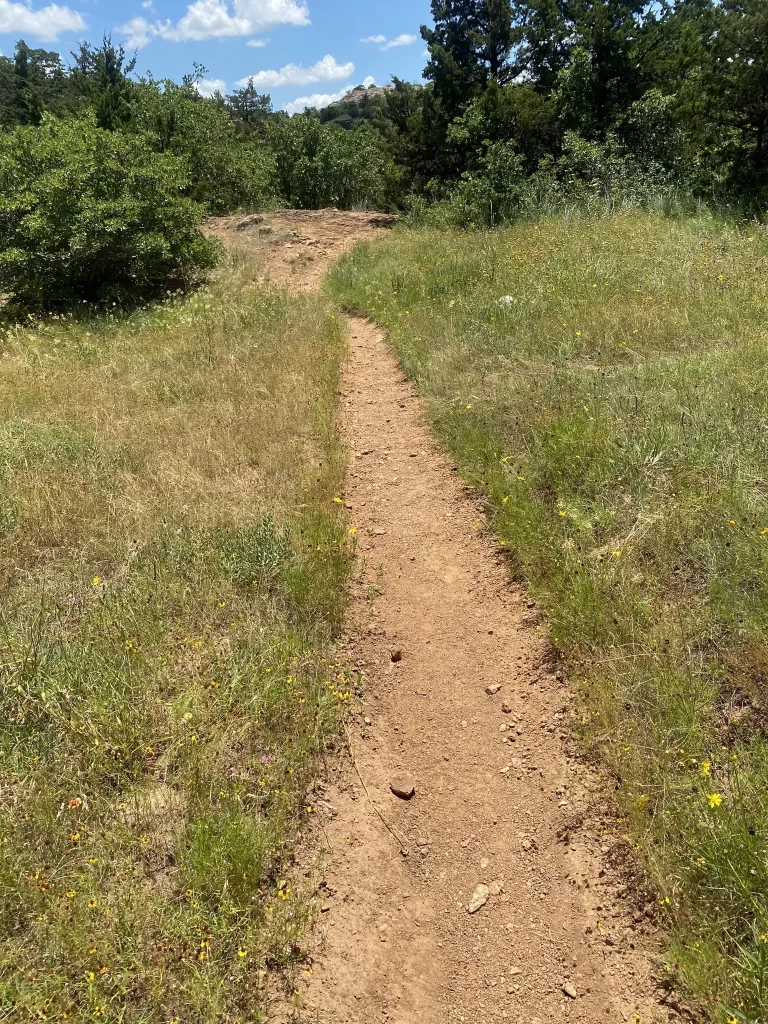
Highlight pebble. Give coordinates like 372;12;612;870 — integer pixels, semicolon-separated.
390;776;416;800
480;857;490;870
390;649;403;663
416;837;429;848
509;967;522;976
467;884;490;914
485;684;502;696
501;702;513;714
488;880;503;896
562;982;578;999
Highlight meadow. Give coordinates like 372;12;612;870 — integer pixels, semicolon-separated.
0;253;351;1022
328;213;768;1023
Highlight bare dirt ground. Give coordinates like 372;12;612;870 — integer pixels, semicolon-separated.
206;209;397;292
214;211;684;1024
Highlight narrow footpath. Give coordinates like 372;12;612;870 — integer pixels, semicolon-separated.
212;211;678;1024
301;315;671;1024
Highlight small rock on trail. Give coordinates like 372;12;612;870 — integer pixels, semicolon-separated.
389;775;416;800
467;884;490;914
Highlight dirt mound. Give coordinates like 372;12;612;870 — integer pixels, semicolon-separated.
206;209;397;292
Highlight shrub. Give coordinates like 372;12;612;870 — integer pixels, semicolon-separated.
0;112;221;309
268;115;388;210
131;81;281;214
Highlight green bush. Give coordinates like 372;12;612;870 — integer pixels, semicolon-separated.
0;112;220;309
268;115;388;210
131;81;281;214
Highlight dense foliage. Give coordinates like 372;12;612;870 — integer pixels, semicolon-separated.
0;113;220;308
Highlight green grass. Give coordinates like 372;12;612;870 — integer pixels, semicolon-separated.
0;254;352;1022
328;212;768;1024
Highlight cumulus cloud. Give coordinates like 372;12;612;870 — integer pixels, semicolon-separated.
362;31;418;52
363;75;375;87
0;0;86;41
195;77;226;97
283;84;350;115
382;33;417;50
120;16;162;49
234;54;353;90
118;0;309;48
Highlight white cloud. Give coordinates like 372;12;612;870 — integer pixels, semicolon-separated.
246;37;267;47
283;84;350;115
141;0;154;8
363;75;375;87
382;33;417;50
195;77;226;97
362;31;418;52
0;0;86;41
118;0;309;48
235;54;353;89
120;16;162;49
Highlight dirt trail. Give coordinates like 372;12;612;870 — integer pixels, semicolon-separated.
214;212;678;1024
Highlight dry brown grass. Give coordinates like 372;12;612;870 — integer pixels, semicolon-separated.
0;254;352;1022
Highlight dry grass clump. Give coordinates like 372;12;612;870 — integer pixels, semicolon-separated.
0;256;351;1021
329;212;768;1023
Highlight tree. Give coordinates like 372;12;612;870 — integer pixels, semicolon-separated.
698;0;768;195
131;78;280;213
70;36;136;131
421;0;519;119
226;79;273;133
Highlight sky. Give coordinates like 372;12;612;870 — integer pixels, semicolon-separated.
0;0;434;113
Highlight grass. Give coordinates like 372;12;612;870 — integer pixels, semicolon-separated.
0;253;352;1022
328;212;768;1024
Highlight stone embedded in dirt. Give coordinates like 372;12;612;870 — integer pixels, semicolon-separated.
390;649;403;663
488;880;503;896
390;775;416;800
501;701;513;714
509;966;522;976
521;839;533;852
467;884;490;914
416;837;429;848
480;857;490;870
562;982;578;999
527;600;537;609
485;684;502;695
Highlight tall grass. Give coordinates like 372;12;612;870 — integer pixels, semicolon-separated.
0;255;352;1021
328;213;768;1023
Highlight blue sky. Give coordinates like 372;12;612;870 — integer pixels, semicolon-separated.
0;0;433;112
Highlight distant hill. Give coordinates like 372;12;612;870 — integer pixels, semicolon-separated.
319;82;419;130
338;84;394;106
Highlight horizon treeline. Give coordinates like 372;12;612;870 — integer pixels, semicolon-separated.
1;0;766;216
2;0;768;218
0;0;766;307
